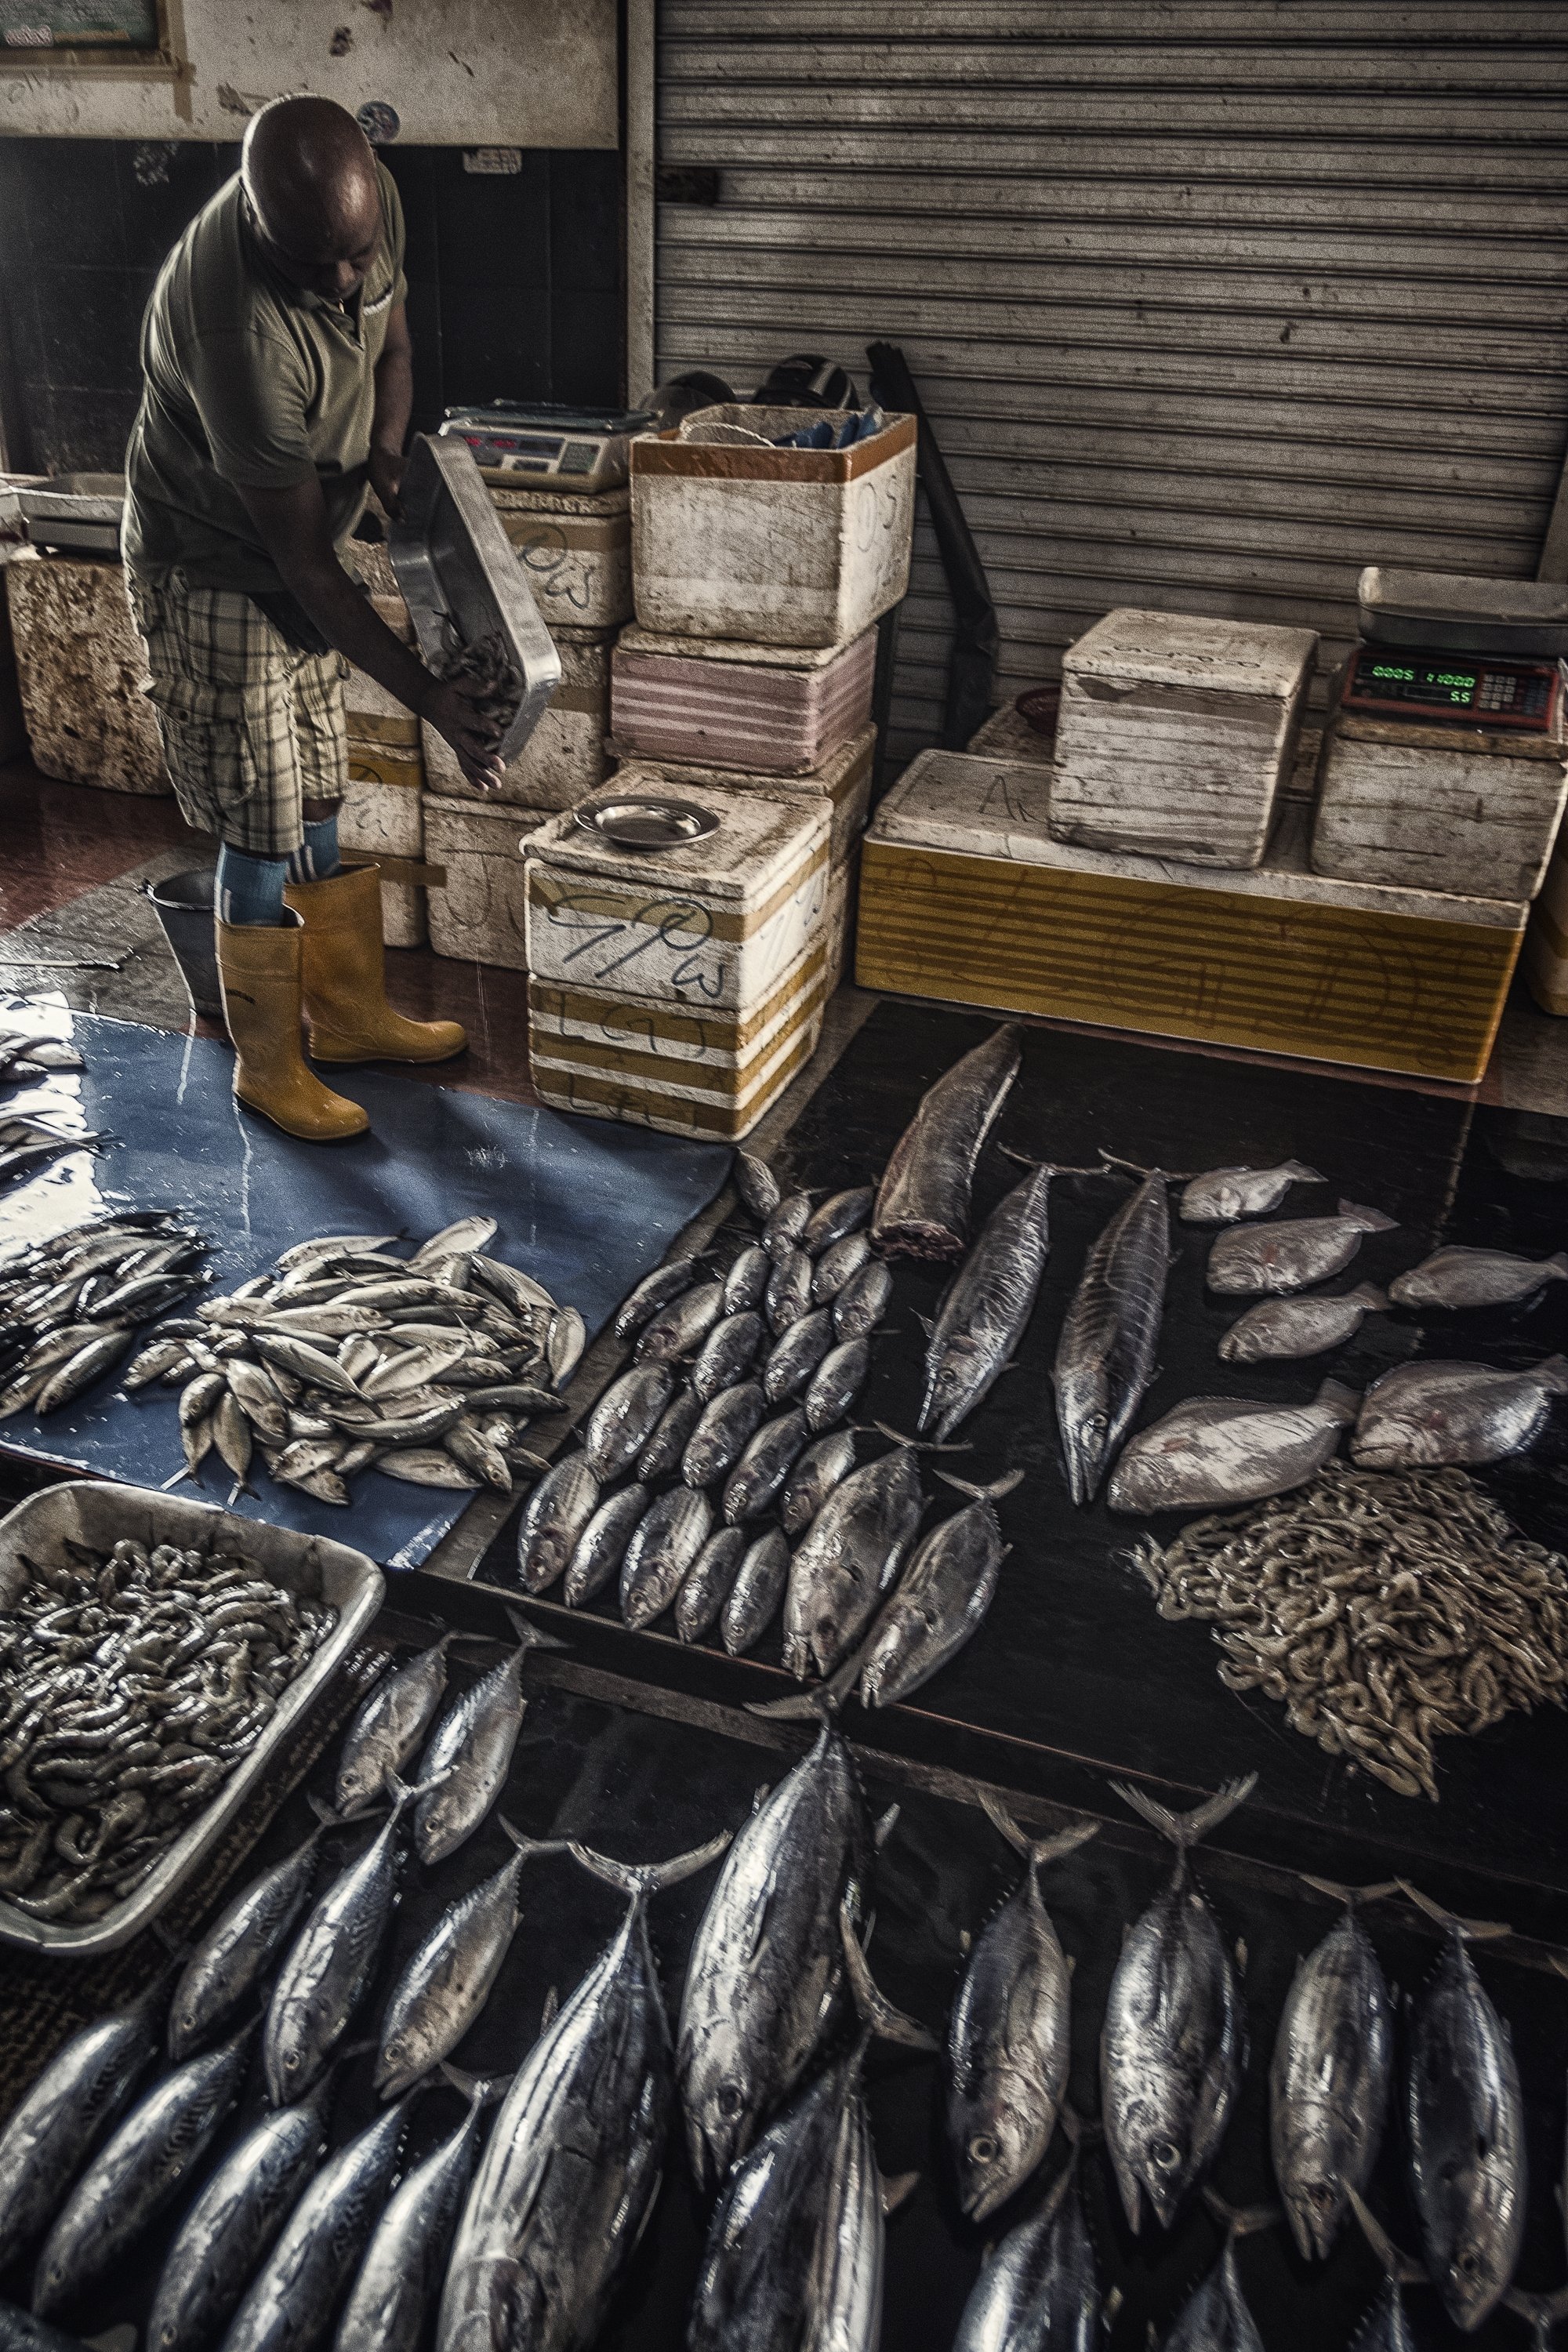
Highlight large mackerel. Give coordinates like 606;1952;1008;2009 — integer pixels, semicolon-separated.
1052;1173;1171;1506
919;1167;1052;1440
782;1443;924;1679
1269;1882;1394;2260
871;1025;1022;1264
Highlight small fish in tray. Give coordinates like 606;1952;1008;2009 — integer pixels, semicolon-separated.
0;1210;209;1418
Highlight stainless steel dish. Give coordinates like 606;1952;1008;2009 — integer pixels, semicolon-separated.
573;795;721;850
0;1482;383;1957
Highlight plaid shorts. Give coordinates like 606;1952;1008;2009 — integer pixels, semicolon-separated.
126;570;350;857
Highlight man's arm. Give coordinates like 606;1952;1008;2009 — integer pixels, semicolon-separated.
236;473;503;790
367;299;412;519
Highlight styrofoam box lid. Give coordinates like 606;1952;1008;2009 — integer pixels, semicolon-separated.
1063;608;1319;698
527;782;830;901
613;723;875;804
869;750;1526;927
422;792;554;849
615;624;875;675
485;480;630;518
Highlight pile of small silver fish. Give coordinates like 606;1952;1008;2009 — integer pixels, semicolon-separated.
0;1534;334;1920
0;1211;209;1418
1132;1463;1568;1798
126;1218;584;1504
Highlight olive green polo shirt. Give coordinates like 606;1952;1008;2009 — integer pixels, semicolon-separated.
124;162;407;594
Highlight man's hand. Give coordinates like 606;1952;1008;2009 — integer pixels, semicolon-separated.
368;443;405;521
420;677;506;793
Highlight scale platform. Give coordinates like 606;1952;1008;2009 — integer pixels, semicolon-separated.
437;403;655;493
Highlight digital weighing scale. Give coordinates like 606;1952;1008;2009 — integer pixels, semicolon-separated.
1340;645;1565;733
436;404;655;493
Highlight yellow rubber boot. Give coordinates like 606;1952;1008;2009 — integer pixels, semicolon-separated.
216;916;370;1141
285;860;466;1065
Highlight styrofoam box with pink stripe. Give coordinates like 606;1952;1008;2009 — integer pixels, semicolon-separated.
609;623;876;777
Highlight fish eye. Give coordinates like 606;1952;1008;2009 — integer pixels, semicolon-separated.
717;2081;744;2120
1458;2251;1480;2278
1149;2137;1179;2171
967;2134;998;2165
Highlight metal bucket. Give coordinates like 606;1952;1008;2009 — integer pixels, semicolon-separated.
146;867;223;1020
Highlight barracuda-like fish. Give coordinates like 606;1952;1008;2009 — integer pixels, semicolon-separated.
264;1776;430;2105
1099;1776;1254;2232
677;1526;747;1644
781;1428;857;1537
223;2097;413;2352
951;2147;1100;2352
1403;1882;1526;2332
621;1487;713;1629
722;1406;811;1524
1108;1380;1358;1514
414;1623;561;1865
783;1443;924;1677
763;1307;836;1404
687;1911;935;2352
684;1380;768;1490
1388;1245;1568;1310
834;1259;893;1341
677;1722;878;2194
336;1638;452;1815
33;2021;255;2318
376;1827;563;2097
872;1025;1022;1264
724;1244;770;1315
614;1257;699;1340
582;1362;675;1479
1269;1883;1395;2260
170;1823;338;2060
1219;1283;1388;1363
1207;1201;1397;1296
0;1977;163;2261
634;1280;725;1364
920;1167;1051;1440
802;1186;874;1254
1353;1356;1568;1469
857;1471;1022;1708
1178;1161;1323;1224
336;2077;504;2352
1053;1174;1171;1507
563;1483;648;1606
946;1798;1098;2221
515;1453;601;1592
146;2072;334;2352
811;1230;871;1305
438;1833;729;2352
691;1310;767;1402
721;1528;790;1657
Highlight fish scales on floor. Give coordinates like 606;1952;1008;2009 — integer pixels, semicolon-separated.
121;1219;586;1505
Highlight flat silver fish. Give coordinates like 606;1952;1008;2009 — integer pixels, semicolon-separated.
1053;1174;1171;1506
563;1483;649;1607
621;1487;714;1629
1179;1160;1322;1224
583;1361;676;1479
1352;1355;1568;1468
946;1798;1098;2220
677;1526;748;1645
858;1472;1022;1706
684;1380;768;1490
783;1443;924;1677
1100;1777;1254;2232
920;1167;1051;1440
0;1978;162;2263
376;1826;561;2096
1388;1245;1568;1310
872;1025;1022;1264
336;1638;452;1815
222;2097;412;2352
336;2078;499;2352
1207;1200;1397;1296
1270;1886;1393;2260
515;1452;601;1592
1219;1283;1387;1363
951;2152;1100;2352
414;1625;557;1864
1108;1379;1359;1514
720;1528;790;1657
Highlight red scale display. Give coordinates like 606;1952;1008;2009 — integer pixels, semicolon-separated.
1341;644;1566;735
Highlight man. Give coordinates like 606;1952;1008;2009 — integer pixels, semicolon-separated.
125;95;503;1142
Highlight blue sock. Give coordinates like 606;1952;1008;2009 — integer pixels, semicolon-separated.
216;843;289;927
287;815;341;884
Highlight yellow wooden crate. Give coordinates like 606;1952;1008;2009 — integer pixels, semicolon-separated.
856;751;1527;1087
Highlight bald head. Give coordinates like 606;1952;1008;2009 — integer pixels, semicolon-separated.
241;96;383;303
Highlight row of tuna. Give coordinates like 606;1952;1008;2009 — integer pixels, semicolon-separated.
0;1685;1545;2352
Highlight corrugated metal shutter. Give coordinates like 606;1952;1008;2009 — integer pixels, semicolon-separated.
655;4;1568;769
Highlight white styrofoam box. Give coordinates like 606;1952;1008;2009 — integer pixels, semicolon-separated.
1051;608;1319;868
610;623;875;775
1312;723;1568;903
423;794;549;971
7;550;170;793
525;785;832;1013
344;594;422;753
630;407;916;650
966;699;1057;768
610;723;876;871
422;624;612;811
486;479;631;632
340;749;426;948
1525;829;1568;1014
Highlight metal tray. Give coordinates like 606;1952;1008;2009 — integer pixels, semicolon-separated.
0;1481;383;1958
19;472;125;557
390;433;562;767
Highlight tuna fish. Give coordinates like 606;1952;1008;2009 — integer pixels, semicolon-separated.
764;1191;816;1261
804;1187;874;1254
635;1281;725;1364
613;1257;699;1341
1269;1883;1395;2259
515;1453;601;1593
872;1025;1022;1264
691;1311;767;1403
636;1386;702;1483
1345;2190;1433;2352
858;1471;1022;1708
1099;1776;1254;2232
0;1976;163;2263
413;1623;560;1865
763;1307;836;1405
720;1529;791;1657
1108;1380;1358;1514
334;1637;451;1815
765;1246;815;1334
722;1406;811;1524
677;1526;748;1644
1219;1284;1387;1363
1178;1161;1323;1224
919;1167;1052;1440
1156;2218;1269;2352
780;1428;858;1537
677;1721;878;2196
582;1362;675;1479
1352;1356;1568;1469
724;1243;770;1315
1388;1246;1568;1311
437;1833;728;2352
223;2097;412;2352
951;2149;1101;2352
804;1337;871;1432
621;1487;713;1629
1207;1202;1397;1296
834;1258;894;1341
336;2077;504;2352
169;1822;336;2060
1053;1174;1171;1507
782;1442;924;1678
735;1154;782;1221
684;1381;768;1490
1403;1882;1526;2332
811;1231;871;1305
562;1482;649;1606
946;1797;1098;2220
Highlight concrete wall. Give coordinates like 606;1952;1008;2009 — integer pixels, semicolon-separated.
0;0;617;149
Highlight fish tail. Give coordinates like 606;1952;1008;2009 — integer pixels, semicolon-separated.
747;1650;861;1721
497;1817;568;1864
1549;1254;1568;1279
1315;1378;1361;1422
1201;2189;1279;2241
978;1789;1099;1871
838;1899;938;2053
439;2062;514;2110
936;1468;1026;1503
1506;2285;1568;2336
1347;2189;1427;2285
567;1828;731;1903
1301;1875;1399;1909
1394;1878;1512;1940
1338;1200;1398;1232
873;1418;970;1454
1057;2101;1103;2153
503;1606;569;1656
1285;1161;1324;1181
1348;1284;1388;1310
1111;1772;1257;1851
1535;1354;1568;1395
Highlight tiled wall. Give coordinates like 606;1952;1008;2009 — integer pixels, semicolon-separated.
0;136;623;477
